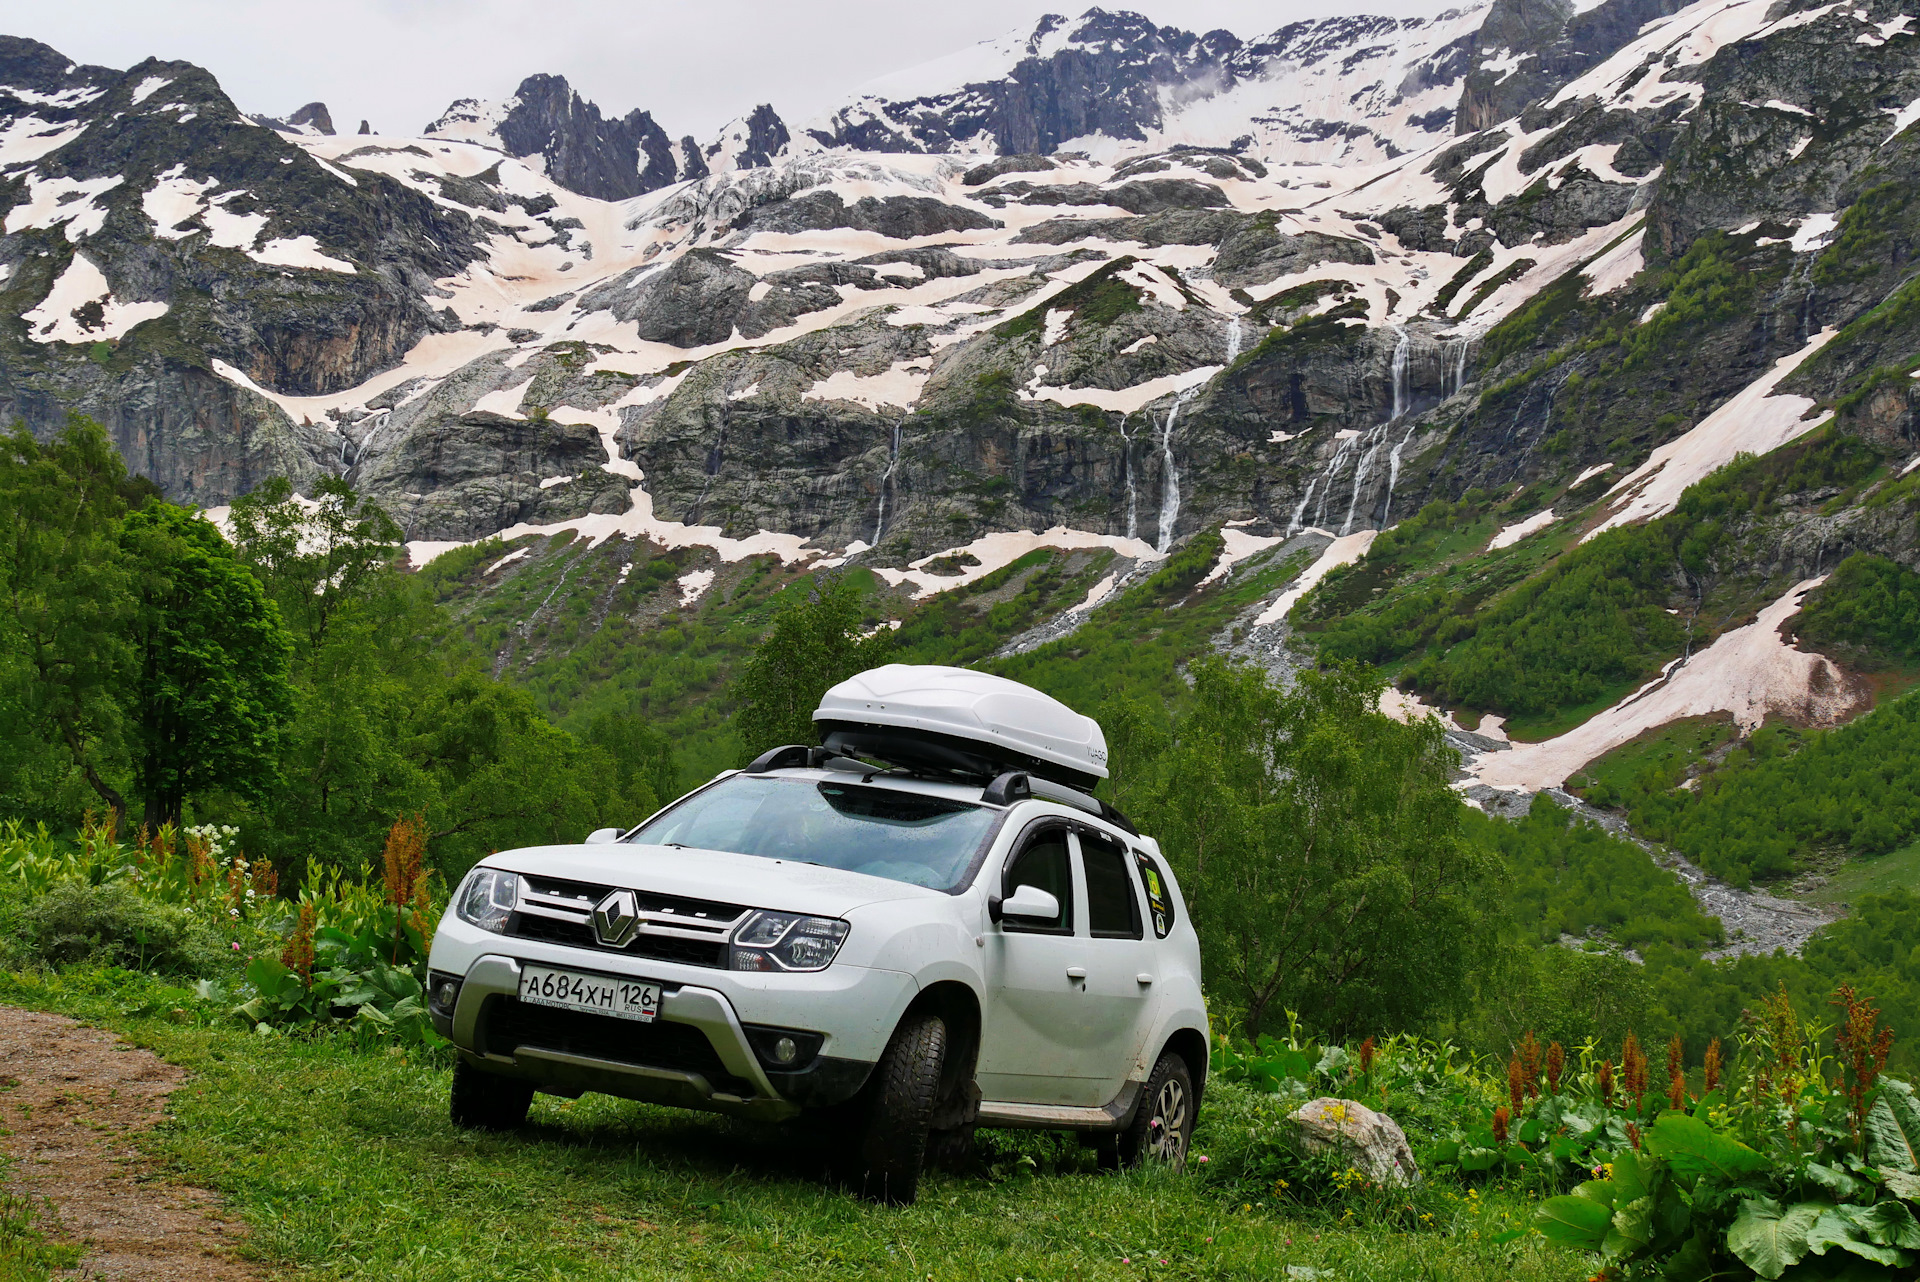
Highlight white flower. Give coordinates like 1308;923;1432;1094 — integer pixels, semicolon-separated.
228;908;240;918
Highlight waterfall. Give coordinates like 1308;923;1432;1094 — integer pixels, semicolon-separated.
872;421;903;545
1389;326;1410;422
1310;430;1362;530
1225;316;1244;364
1287;476;1321;536
1340;424;1392;535
1441;336;1473;398
1118;413;1139;540
1156;388;1194;553
1380;419;1421;527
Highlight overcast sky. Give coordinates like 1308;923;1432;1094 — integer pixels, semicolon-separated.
0;0;1447;137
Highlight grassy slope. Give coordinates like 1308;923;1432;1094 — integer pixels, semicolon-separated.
6;970;1585;1282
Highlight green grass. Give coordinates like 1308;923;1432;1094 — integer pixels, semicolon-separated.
2;968;1587;1282
1805;836;1920;907
1566;715;1740;801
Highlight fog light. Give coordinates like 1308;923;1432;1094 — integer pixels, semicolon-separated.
435;979;459;1008
773;1036;798;1064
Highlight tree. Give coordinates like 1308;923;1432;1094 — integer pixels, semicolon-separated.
227;475;403;657
0;415;138;820
1119;657;1495;1040
121;502;296;831
730;573;893;757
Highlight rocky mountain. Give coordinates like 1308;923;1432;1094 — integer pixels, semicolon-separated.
2;0;1918;825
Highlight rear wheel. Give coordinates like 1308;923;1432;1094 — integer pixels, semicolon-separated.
848;1013;946;1204
1117;1050;1195;1170
449;1059;534;1131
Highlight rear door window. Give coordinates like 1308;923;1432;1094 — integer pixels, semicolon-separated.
1082;832;1142;940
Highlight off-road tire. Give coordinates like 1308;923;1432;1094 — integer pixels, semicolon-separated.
1117;1050;1195;1170
450;1059;534;1131
849;1013;947;1204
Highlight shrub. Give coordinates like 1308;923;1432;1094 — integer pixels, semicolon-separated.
19;880;226;975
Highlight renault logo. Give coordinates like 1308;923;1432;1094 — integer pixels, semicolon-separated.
592;889;640;947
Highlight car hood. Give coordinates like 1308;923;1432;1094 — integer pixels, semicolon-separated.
482;842;947;917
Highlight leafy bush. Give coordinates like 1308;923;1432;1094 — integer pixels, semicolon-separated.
1620;691;1920;884
1537;989;1920;1278
1469;798;1723;950
18;881;226;975
1797;553;1920;667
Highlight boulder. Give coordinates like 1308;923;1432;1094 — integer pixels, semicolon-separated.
1288;1097;1421;1187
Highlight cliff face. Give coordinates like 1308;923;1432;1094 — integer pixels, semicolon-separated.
0;0;1914;602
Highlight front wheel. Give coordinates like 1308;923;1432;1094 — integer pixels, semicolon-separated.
449;1059;534;1131
1117;1050;1195;1170
848;1013;947;1204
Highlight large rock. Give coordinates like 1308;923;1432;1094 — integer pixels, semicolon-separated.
1288;1097;1421;1187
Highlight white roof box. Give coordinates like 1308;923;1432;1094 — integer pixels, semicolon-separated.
813;664;1109;791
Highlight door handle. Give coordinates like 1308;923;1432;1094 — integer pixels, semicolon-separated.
1066;966;1087;980
1136;974;1154;985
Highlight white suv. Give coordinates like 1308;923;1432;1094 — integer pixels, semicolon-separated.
426;666;1208;1203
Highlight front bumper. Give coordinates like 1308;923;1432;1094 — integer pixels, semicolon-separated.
435;955;881;1121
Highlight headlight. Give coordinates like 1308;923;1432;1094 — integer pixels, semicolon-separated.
454;868;520;934
729;911;849;972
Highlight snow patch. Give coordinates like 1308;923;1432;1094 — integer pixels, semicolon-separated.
872;527;1163;598
1470;578;1861;790
1583;229;1644;294
1571;462;1615;487
676;568;715;607
1041;307;1072;346
472;378;534;417
0;115;86;164
1790;212;1839;252
1120;334;1158;354
538;475;573;489
1024;364;1221;414
1586;329;1835;540
1488;508;1557;550
485;547;530;575
4;174;122;239
802;364;925;411
22;254;167;343
252;236;355;272
129;76;171;105
1253;530;1377;627
1199;527;1287;586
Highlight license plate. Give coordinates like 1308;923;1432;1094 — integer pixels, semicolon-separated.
518;964;660;1022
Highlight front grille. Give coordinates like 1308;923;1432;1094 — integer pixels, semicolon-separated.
510;913;728;968
502;874;748;970
484;997;755;1096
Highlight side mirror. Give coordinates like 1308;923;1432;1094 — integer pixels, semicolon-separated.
999;884;1060;922
584;828;619;845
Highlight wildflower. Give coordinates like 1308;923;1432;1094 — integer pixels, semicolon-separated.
1519;1030;1543;1098
1626;1121;1643;1151
1196;1155;1209;1164
1597;1058;1615;1107
1832;985;1896;1144
1358;1036;1376;1074
1703;1038;1723;1094
231;942;241;952
1507;1055;1526;1113
1492;1105;1510;1146
1546;1041;1565;1095
282;901;317;987
1621;1032;1648;1100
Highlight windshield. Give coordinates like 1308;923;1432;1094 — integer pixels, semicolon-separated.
627;775;999;891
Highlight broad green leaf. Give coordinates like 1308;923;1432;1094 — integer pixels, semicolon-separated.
1866;1081;1920;1174
1645;1113;1770;1183
1574;1179;1619;1210
1804;1161;1867;1202
1727;1197;1821;1280
1604;1195;1656;1261
1611;1148;1660;1205
1536;1193;1613;1250
1881;1169;1920;1203
1804;1206;1912;1267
